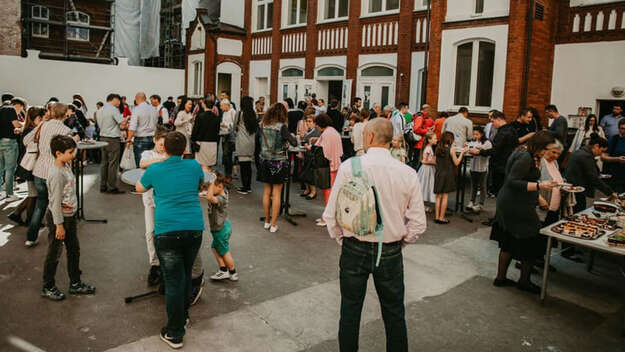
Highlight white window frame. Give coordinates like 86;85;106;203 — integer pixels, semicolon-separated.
284;0;308;28
319;0;350;23
193;61;203;96
451;39;496;110
415;0;430;11
66;11;90;42
32;6;49;39
472;0;484;16
254;0;274;33
362;0;400;18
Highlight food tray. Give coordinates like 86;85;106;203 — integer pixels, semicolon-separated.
550;215;619;240
606;231;625;248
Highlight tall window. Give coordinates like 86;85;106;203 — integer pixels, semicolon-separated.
453;40;495;107
287;0;307;25
256;0;274;30
66;11;89;41
193;61;203;96
31;6;49;38
368;0;399;14
475;0;484;14
325;0;349;20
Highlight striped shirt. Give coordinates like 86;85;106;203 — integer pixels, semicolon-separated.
25;119;72;180
469;140;492;173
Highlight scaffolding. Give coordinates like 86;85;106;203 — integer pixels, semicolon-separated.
143;0;185;69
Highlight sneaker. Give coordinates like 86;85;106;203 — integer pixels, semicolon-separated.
236;187;250;195
148;265;161;287
5;194;20;202
316;220;326;227
229;272;239;281
69;281;96;295
24;240;38;248
210;270;230;280
270;225;279;233
473;204;483;212
263;222;271;230
41;286;66;301
160;327;183;349
190;277;204;306
467;201;475;210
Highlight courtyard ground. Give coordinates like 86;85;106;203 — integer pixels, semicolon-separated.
0;165;624;352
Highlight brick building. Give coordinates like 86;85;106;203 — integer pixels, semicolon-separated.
185;0;625;120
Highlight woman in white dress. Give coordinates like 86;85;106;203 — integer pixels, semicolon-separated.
416;132;438;212
174;98;194;157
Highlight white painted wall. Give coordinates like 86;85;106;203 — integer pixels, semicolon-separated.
216;62;242;108
221;0;245;28
410;51;426;112
570;0;624;7
280;58;306;70
315;56;347;71
438;25;508;113
358;53;397;68
445;0;509;22
190;23;205;50
249;60;272;102
551;40;625;116
217;38;243;56
187;53;205;97
0;50;184;112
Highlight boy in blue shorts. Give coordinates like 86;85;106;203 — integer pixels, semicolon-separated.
204;174;238;281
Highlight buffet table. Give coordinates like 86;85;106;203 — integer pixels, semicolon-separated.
539;207;625;302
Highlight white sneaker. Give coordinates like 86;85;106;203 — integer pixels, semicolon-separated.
25;240;38;248
270;226;278;233
5;194;20;202
316;220;327;227
229;272;239;281
210;270;230;280
467;201;475;210
474;204;483;212
263;222;271;230
315;218;322;223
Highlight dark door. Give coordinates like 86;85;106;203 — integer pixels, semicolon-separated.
598;99;624;122
328;81;343;103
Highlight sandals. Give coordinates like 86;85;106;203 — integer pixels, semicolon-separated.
306;194;317;200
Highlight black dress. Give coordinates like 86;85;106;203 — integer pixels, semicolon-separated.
491;150;543;260
434;146;456;194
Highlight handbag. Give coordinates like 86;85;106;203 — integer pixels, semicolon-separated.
120;147;136;170
312;146;331;189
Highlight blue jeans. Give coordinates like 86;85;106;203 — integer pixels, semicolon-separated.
133;137;154;168
26;176;49;242
0;138;19;195
338;237;407;352
155;230;202;340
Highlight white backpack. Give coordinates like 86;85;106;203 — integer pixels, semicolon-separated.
336;157;385;266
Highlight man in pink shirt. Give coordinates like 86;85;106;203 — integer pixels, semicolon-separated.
322;118;427;352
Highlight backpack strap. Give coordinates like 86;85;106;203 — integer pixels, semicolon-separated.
351;156;363;178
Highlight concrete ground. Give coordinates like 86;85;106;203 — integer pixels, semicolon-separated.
1;164;624;352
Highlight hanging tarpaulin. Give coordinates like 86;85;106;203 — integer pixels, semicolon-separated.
114;0;161;66
181;0;200;44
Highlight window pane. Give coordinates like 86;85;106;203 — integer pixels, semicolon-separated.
80;28;89;40
283;85;289;100
364;86;371;110
299;0;307;24
257;5;265;29
318;67;344;76
476;41;495;107
326;0;336;19
79;13;89;23
361;66;394;76
42;7;48;19
288;0;297;25
381;86;390;108
282;68;303;77
369;0;382;13
33;6;40;18
267;3;273;28
475;0;484;14
338;0;349;17
386;0;399;11
453;42;473;106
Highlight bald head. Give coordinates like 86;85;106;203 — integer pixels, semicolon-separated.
363;118;393;151
135;92;147;103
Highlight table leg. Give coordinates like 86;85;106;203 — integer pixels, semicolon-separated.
281;155;306;226
540;236;553;303
77;158;107;224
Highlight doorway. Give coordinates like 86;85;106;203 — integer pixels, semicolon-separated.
328;81;343;103
217;73;232;99
598;99;624;122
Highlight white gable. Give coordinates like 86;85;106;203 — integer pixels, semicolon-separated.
189;22;205;50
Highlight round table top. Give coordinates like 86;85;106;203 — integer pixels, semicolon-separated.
121;168;216;186
77;141;108;150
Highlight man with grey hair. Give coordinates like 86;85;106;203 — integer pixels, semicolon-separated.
323;118;427;352
127;92;158;168
219;99;236;181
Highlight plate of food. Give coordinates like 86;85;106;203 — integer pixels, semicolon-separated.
606;231;625;248
561;185;585;193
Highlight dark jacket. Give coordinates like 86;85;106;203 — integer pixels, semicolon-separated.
287;109;304;134
479;123;519;174
549;115;568;146
327;108;344;132
495;150;540;239
191;111;220;142
564;146;613;198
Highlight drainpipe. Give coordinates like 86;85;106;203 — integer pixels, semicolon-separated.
521;0;535;110
422;0;432;105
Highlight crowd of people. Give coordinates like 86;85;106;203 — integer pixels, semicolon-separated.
1;88;624;350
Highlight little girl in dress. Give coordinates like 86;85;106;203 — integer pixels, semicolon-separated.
390;135;407;163
417;132;437;212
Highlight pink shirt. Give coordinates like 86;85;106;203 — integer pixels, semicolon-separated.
322;148;427;244
316;127;343;172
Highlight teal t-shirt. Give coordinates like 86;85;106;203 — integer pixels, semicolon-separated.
140;156;205;235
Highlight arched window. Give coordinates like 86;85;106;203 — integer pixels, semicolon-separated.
361;66;394;76
453;40;495;107
31;6;49;38
282;68;304;77
66;11;90;41
318;67;345;77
